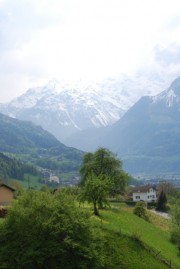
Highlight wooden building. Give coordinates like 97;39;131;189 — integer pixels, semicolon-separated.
0;183;15;205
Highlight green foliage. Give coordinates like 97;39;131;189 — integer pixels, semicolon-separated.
0;191;102;269
0;113;61;153
156;190;167;212
170;226;180;246
170;198;180;247
171;199;180;227
133;201;149;221
0;113;83;174
81;173;113;215
79;148;128;215
0;152;38;181
80;147;128;191
0;193;177;269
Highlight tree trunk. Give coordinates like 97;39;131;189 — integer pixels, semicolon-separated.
93;201;99;216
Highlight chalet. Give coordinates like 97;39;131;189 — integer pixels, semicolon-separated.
132;185;157;202
0;183;15;205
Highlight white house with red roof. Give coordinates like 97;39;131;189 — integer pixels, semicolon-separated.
132;185;157;202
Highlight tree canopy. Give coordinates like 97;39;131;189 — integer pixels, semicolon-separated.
0;191;102;269
79;148;128;215
80;147;128;191
81;173;112;215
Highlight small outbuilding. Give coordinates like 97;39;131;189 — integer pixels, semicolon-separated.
132;185;157;202
0;183;15;205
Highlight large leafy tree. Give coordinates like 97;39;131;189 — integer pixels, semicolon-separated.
0;191;102;269
80;147;128;191
81;173;113;215
80;148;128;214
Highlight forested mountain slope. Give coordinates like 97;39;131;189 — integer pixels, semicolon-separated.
0;112;83;172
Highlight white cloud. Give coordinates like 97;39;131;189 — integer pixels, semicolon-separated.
0;0;180;102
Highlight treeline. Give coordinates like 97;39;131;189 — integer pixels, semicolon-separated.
0;152;38;180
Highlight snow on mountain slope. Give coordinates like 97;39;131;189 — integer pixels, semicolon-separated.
152;77;180;107
0;79;125;141
0;75;169;143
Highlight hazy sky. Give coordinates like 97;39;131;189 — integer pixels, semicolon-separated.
0;0;180;102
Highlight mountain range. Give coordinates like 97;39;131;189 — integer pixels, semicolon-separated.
68;77;180;175
0;75;164;143
1;76;180;175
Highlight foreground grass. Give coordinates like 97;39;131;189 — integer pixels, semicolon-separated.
96;203;180;269
96;226;170;269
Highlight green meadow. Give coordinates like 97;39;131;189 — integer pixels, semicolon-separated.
93;202;180;269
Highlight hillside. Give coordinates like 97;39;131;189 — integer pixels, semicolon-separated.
0;112;65;153
0;112;83;173
0;152;37;181
65;77;180;175
0;193;178;269
105;77;180;174
97;203;180;269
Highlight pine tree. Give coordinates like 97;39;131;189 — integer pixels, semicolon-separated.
156;190;167;212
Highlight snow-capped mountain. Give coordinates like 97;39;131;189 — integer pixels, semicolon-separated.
0;78;125;141
152;77;180;107
0;75;168;143
102;77;180;174
62;77;180;175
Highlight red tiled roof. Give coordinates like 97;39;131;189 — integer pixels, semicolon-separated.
132;185;156;193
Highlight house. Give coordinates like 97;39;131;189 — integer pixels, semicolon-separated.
49;175;60;184
0;183;15;205
132;185;157;202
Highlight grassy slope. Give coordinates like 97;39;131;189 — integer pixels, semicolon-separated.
97;203;179;269
96;227;169;269
0;200;178;268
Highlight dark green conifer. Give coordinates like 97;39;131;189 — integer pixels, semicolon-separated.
156;190;167;212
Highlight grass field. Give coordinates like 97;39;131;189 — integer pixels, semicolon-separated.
96;226;170;269
94;203;180;269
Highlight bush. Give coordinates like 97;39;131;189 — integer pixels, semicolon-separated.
133;201;149;221
170;227;180;245
0;191;102;269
